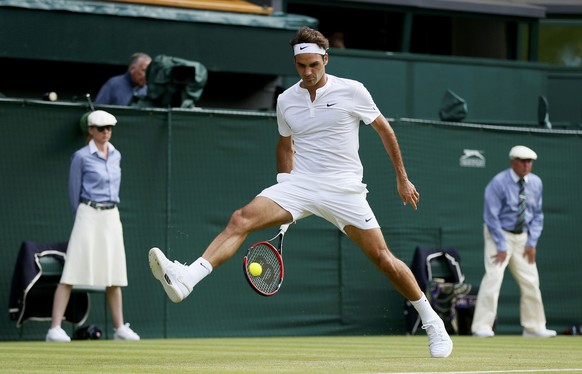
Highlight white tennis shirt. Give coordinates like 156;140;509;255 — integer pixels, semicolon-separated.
276;74;381;182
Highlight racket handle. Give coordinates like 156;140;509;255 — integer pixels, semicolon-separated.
279;223;290;233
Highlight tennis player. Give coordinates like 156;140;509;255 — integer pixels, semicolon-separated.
149;26;452;358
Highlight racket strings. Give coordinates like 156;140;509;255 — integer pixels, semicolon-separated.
246;243;282;293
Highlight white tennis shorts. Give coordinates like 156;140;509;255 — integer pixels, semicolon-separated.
258;173;379;233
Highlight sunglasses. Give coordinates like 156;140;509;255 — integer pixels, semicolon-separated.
92;125;114;132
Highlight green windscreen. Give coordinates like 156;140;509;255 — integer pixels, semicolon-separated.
1;99;580;340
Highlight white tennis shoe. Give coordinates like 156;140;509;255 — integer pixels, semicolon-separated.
46;326;71;342
422;318;453;358
114;323;140;341
473;328;495;338
149;247;193;303
523;328;557;338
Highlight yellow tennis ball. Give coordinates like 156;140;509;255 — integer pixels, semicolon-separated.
249;262;262;277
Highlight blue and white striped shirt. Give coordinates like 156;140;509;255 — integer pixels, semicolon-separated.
483;168;544;251
68;140;121;214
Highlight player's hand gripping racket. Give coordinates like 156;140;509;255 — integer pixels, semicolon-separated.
243;224;289;296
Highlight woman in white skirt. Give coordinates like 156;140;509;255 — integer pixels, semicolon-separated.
46;110;139;342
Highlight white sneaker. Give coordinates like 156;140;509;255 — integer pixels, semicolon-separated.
523;328;557;338
114;323;140;341
422;318;453;358
46;326;71;342
149;247;193;303
473;328;495;338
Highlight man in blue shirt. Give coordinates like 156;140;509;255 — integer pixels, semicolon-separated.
95;52;151;106
472;145;556;338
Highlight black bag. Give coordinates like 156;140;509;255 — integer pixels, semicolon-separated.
73;324;102;340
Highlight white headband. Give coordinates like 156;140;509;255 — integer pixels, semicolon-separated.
293;43;327;56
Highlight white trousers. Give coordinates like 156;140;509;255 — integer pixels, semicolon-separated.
471;224;547;333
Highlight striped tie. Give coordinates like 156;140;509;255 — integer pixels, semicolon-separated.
515;178;526;233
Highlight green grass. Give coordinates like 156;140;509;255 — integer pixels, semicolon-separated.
0;336;581;373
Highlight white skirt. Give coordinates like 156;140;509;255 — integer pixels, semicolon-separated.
61;203;128;287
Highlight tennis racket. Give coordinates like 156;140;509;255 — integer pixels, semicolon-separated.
243;224;289;296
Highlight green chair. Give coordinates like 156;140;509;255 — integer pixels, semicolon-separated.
37;254;109;338
9;241;109;339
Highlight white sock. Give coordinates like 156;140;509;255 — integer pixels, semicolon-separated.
187;257;213;287
410;294;439;323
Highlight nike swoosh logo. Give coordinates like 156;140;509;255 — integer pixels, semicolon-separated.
365;217;373;222
327;103;336;107
300;46;308;50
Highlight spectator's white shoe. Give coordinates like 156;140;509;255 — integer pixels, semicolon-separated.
114;323;140;341
523;328;557;338
422;318;453;358
473;328;495;338
46;326;71;342
149;247;193;303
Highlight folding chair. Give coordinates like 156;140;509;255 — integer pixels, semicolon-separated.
404;246;471;335
9;241;108;338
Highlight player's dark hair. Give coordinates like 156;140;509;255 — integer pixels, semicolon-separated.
289;27;329;51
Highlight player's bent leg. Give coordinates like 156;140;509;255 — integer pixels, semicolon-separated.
202;197;293;267
345;226;453;358
345;226;421;300
149;197;291;303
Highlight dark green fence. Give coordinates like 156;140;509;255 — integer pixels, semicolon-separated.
1;99;581;341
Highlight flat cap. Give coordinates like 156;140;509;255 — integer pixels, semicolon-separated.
509;145;537;160
88;110;117;127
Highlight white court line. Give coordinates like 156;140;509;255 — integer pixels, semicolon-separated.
387;369;582;374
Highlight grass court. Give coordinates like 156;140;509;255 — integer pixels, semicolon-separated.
0;335;580;373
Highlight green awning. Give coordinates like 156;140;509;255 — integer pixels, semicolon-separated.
0;0;318;75
1;0;316;29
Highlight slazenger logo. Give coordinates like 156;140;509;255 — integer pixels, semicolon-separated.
459;149;485;168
